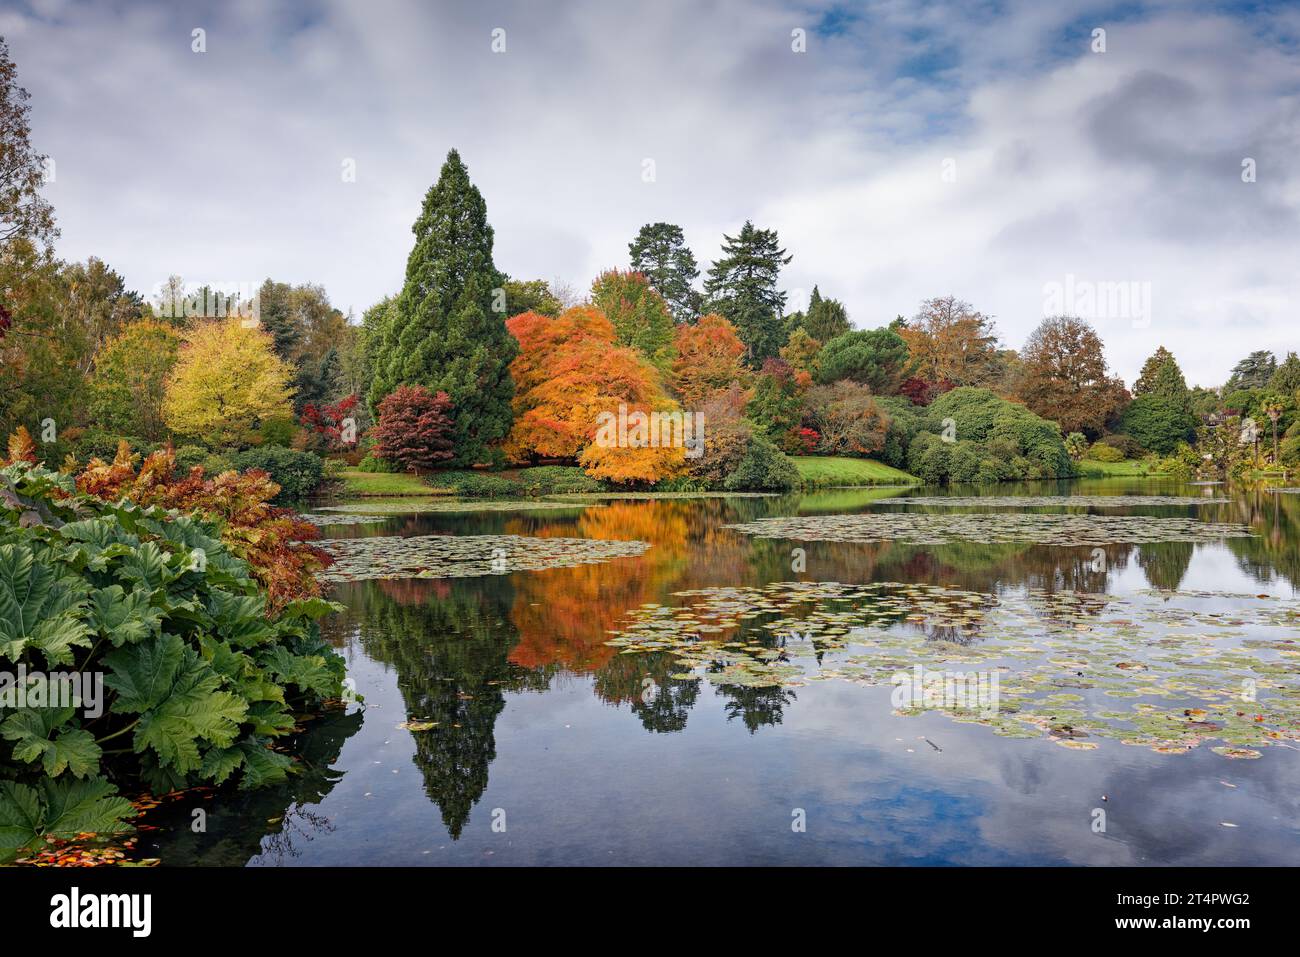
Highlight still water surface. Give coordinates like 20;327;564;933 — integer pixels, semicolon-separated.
141;479;1300;865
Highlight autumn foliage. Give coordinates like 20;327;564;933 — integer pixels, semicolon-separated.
504;307;684;483
370;385;455;472
75;442;329;612
671;313;750;407
300;393;360;451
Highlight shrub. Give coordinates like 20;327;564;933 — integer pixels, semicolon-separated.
0;459;345;861
370;385;455;473
76;444;330;611
356;453;395;473
1095;433;1144;458
910;388;1072;482
233;446;324;502
438;471;523;498
514;466;604;495
814;327;910;391
803;381;889;457
1087;442;1125;462
723;434;800;491
873;396;922;470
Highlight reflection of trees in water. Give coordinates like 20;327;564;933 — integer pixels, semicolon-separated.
716;683;797;733
595;651;702;733
140;707;363;866
1136;541;1194;591
350;578;548;839
1222;488;1300;589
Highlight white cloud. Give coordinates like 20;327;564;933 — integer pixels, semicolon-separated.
10;0;1299;384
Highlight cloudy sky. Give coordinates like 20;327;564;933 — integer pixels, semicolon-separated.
7;0;1299;386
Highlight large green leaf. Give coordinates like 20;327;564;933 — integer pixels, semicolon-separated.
88;585;162;646
104;632;184;713
130;647;248;773
1;706;102;778
0;543;91;666
0;777;133;863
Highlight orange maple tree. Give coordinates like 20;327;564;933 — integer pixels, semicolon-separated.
671;313;750;407
504;307;684;483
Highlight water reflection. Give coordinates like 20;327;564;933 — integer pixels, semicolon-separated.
140;478;1300;863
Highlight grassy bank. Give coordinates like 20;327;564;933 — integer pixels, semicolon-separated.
1075;458;1156;478
792;456;920;487
337;469;448;496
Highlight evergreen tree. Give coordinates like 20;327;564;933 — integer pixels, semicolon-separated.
255;279;299;360
1268;351;1300;398
368;149;516;465
801;285;851;343
628;222;701;323
1133;346;1190;411
1224;350;1277;393
703;221;791;367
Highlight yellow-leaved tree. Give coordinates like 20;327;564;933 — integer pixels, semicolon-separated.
163;318;295;446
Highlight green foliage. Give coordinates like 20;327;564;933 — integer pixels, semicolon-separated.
173;445;235;476
798;286;851;344
1225;350;1276;393
434;467;605;497
256;415;298;448
1119;394;1196;455
589;269;675;369
913;387;1072;482
628;222;701;324
722;434;800;491
232;447;324;502
873;396;921;470
1064;432;1089;461
1087;442;1125;463
814;327;910;390
356;453;395;473
703;220;791;366
0;462;344;861
501;279;561;318
367;149;517;465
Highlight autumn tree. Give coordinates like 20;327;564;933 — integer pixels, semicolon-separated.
368;149;517;465
89;319;181;440
0;38;55;248
671;313;750;407
898;295;1001;387
1015;316;1127;437
163;318;295;447
779;328;822;379
628;222;701;323
704;221;791;366
370;385;455;472
803;381;889;457
504;307;684;484
589;269;675;370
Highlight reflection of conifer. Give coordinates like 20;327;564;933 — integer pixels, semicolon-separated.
717;683;797;733
1136;541;1194;592
355;580;546;839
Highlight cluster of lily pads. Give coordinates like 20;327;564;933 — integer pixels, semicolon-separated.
723;512;1254;546
317;533;650;582
295;512;390;527
865;495;1230;508
605;581;1300;758
316;500;601;514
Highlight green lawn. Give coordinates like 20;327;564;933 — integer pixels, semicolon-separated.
1076;458;1154;477
791;456;920;487
337;469;448;496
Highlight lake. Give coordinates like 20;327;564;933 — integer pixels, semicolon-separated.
135;478;1300;866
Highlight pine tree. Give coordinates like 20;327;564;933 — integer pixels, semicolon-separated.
1267;351;1300;399
368;149;516;465
628;222;701;323
703;221;791;367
